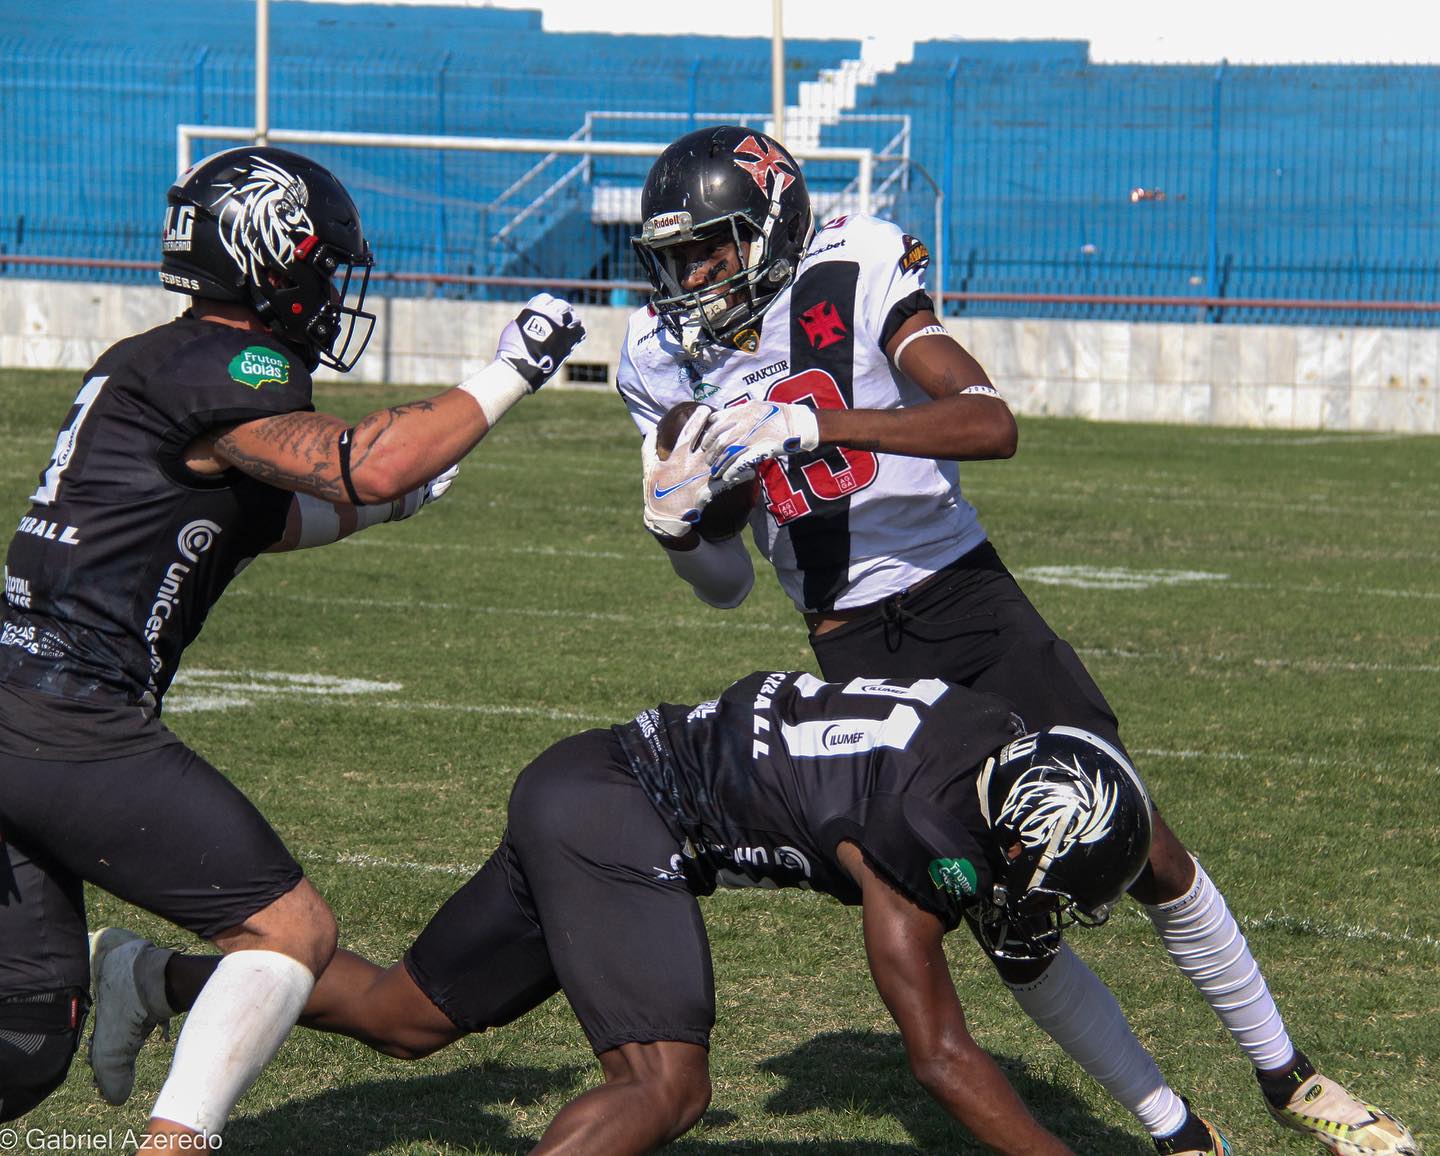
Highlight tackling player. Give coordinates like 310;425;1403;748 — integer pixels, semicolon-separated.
617;125;1418;1156
91;671;1202;1154
0;147;584;1144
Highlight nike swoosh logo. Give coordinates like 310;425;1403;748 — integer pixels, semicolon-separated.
651;471;709;500
711;444;746;474
710;405;781;477
746;404;782;435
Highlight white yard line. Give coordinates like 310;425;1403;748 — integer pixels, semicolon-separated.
225;588;803;632
1202;432;1418;447
385;700;614;723
1077;646;1440;675
1116;905;1440;954
345;539;635;560
323;852;483;877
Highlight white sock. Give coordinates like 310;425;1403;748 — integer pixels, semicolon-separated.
1006;943;1188;1137
148;950;315;1135
1144;856;1295;1072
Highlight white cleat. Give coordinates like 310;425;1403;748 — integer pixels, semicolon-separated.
1267;1072;1422;1156
88;928;172;1107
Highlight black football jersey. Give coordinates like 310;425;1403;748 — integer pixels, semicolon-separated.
614;671;1026;928
0;315;313;726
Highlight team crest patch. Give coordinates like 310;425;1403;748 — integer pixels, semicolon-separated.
229;345;290;389
690;380;719;402
731;327;761;353
898;234;930;275
929;857;978;900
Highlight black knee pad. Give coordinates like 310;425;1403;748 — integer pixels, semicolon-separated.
0;991;88;1123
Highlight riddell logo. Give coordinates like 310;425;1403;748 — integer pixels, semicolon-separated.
798;301;848;350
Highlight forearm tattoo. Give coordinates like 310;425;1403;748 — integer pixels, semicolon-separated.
215;412;344;498
218;399;439;502
346;399;438;476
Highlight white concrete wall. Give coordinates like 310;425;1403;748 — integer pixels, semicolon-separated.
2;279;1435;433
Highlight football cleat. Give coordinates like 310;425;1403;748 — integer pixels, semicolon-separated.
1265;1072;1421;1156
88;928;173;1106
1154;1107;1233;1155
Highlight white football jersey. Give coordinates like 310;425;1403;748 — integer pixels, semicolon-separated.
617;213;992;613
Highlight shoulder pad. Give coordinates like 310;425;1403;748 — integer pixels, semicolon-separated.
164;322;312;394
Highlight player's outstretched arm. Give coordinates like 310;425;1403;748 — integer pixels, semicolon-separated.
266;465;459;552
207;294;585;505
837;842;1075;1156
700;310;1016;485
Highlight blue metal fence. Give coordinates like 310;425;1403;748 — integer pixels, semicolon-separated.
859;44;1440;324
1;8;1436;326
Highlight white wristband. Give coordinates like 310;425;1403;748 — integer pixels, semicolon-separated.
891;323;950;370
456;359;530;427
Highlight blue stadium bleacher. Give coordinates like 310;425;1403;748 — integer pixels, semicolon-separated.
0;1;856;300
843;45;1440;323
1;2;1436;324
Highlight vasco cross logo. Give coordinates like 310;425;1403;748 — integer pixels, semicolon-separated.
798;301;848;350
732;135;797;198
229;346;291;389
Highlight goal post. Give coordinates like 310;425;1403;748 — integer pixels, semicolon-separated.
174;124;942;305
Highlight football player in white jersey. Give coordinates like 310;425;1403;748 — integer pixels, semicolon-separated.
616;125;1419;1156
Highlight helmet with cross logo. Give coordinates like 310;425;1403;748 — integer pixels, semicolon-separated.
632;125;814;354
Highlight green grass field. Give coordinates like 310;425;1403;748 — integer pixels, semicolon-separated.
2;367;1436;1154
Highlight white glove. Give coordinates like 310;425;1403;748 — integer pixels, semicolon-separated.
642;406;717;539
390;463;460;521
699;400;820;487
495;292;586;391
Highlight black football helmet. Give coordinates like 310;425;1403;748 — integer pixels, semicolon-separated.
161;146;375;372
975;726;1153;961
632;125;814;354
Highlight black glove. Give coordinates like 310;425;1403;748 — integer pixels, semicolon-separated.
496;292;587;391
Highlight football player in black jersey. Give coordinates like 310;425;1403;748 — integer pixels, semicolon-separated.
618;128;1418;1156
88;671;1188;1155
0;147;585;1143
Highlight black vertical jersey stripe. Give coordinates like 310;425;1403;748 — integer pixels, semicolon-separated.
787;261;860;612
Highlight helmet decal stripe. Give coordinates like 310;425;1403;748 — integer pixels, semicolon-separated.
1049;724;1152;808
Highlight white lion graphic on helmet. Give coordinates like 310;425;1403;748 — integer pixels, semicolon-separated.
996;755;1120;858
209;154;315;285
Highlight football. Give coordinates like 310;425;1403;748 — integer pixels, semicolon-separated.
656;401;761;542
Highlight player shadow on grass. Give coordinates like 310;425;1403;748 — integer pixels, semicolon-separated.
231;1035;1152;1154
729;1029;1156;1155
229;1060;587;1154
